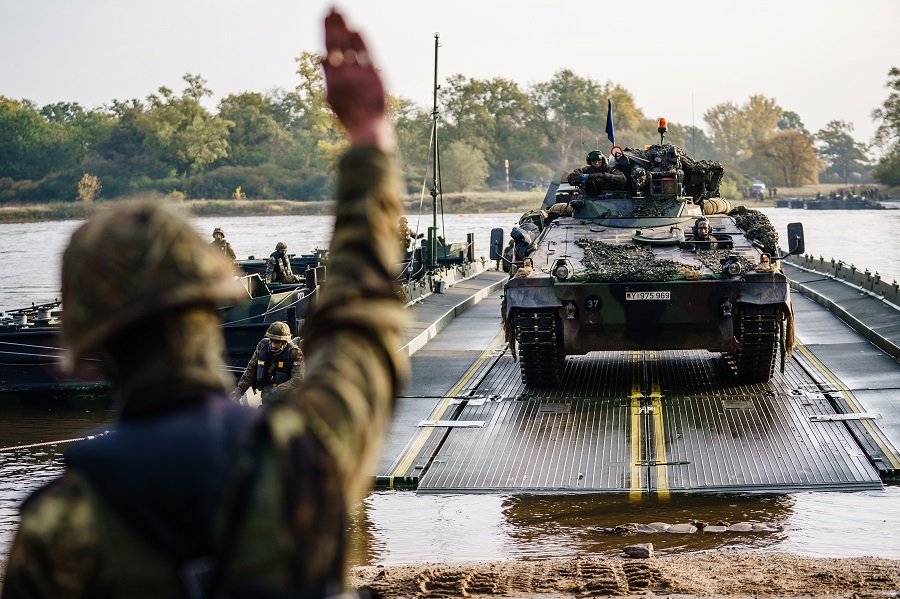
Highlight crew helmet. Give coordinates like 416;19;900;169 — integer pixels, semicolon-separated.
586;150;607;167
275;241;287;251
61;201;246;373
265;321;292;341
692;216;710;237
212;227;224;236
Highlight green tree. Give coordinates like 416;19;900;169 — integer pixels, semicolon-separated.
816;120;869;184
440;75;542;184
531;71;644;172
218;92;289;166
440;140;488;192
871;66;900;185
705;95;782;173
137;74;233;177
777;110;806;131
391;95;432;191
753;130;821;187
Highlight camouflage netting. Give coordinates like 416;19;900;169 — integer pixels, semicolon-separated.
632;197;677;218
729;206;779;255
695;250;757;276
574;239;701;282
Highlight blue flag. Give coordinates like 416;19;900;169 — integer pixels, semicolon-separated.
605;99;615;145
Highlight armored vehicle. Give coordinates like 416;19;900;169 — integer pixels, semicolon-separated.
492;126;804;387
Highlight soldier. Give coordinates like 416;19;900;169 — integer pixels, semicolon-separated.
692;216;712;240
264;240;301;283
232;321;304;406
209;226;236;261
2;8;407;598
567;150;627;195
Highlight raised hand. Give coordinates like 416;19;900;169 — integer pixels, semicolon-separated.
321;9;394;152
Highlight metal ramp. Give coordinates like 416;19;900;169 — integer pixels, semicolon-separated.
386;332;884;494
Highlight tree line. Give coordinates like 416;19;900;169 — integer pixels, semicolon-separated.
1;56;896;204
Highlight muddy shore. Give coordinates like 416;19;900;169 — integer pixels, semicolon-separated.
350;553;900;597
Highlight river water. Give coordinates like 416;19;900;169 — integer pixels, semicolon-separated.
1;205;900;567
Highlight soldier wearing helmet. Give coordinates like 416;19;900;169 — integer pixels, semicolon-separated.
210;226;237;261
3;9;408;598
232;321;304;405
692;216;712;240
566;149;627;195
265;240;301;284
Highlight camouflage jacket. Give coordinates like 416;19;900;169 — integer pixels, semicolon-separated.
264;251;300;284
2;147;409;599
209;239;236;261
236;338;305;394
566;165;627;194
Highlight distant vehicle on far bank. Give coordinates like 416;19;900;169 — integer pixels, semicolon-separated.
750;181;767;200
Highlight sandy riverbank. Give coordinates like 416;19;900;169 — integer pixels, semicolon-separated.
349;552;900;597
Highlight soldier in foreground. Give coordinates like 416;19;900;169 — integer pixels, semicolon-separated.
210;226;237;261
232;321;304;406
2;8;407;599
566;150;626;195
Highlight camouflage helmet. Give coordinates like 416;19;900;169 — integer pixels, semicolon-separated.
265;321;291;341
586;150;607;167
275;241;287;251
212;227;224;236
61;200;247;373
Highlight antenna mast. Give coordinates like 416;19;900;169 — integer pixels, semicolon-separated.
429;32;440;271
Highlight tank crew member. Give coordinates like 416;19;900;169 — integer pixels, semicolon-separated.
265;240;301;283
692;216;712;240
2;9;408;598
232;321;304;406
209;226;236;261
566;150;626;195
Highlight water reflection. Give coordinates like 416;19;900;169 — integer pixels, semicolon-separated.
349;487;900;566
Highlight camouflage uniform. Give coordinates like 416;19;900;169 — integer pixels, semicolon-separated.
566;163;627;195
2;147;408;598
209;239;236;261
235;338;305;404
264;245;301;284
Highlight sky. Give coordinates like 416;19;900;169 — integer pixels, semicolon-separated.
2;0;897;147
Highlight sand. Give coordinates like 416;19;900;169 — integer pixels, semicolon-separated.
350;552;900;598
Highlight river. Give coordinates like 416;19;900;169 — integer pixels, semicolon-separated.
1;205;900;568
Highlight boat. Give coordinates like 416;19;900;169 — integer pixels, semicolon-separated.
0;272;313;406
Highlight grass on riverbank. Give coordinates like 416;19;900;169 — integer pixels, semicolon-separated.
0;191;548;224
1;185;877;225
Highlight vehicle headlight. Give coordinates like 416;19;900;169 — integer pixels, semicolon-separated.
726;261;743;276
553;259;573;280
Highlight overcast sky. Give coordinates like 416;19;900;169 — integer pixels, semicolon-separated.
2;0;897;146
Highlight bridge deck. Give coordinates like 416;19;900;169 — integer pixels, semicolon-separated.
381;290;897;494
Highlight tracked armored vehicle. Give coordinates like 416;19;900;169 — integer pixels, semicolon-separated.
492;127;805;387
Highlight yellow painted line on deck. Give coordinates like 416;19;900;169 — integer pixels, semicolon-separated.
629;351;643;499
796;344;900;469
390;328;506;478
648;351;670;498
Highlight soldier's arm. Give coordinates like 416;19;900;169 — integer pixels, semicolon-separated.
236;342;262;393
266;9;407;505
606;168;627;186
2;475;100;599
566;169;584;186
226;242;236;261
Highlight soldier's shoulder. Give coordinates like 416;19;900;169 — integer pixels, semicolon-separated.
17;471;97;541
